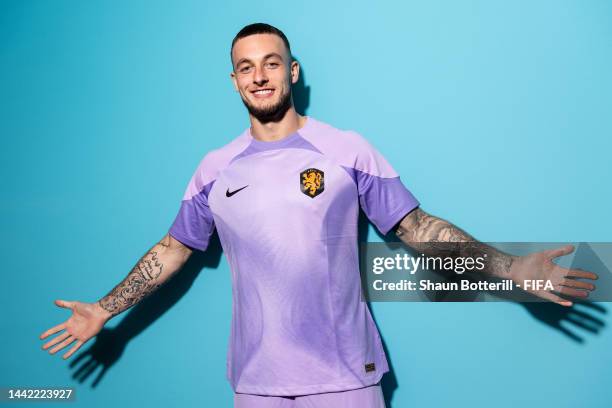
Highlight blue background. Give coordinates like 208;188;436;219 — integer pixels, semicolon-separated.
1;0;611;407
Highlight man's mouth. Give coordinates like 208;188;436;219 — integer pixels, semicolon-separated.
251;89;275;99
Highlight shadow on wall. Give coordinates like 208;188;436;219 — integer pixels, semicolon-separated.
364;212;608;407
293;57;310;116
68;234;223;387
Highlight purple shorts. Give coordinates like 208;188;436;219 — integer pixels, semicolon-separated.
234;383;386;408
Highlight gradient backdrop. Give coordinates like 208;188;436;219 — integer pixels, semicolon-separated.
1;1;611;407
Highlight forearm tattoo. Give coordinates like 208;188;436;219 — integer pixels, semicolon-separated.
395;208;515;277
98;240;169;317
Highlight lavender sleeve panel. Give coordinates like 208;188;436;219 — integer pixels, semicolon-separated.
355;170;419;235
351;135;420;235
299;118;420;235
169;181;215;251
168;131;251;251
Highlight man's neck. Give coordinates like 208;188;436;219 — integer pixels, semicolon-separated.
249;108;306;142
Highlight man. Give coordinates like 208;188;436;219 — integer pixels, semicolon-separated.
40;23;598;408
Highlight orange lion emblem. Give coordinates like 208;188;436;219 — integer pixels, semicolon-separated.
300;168;324;198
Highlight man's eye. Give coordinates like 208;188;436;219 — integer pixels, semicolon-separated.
266;62;279;68
239;66;252;73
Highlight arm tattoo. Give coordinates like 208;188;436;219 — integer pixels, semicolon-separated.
395;208;515;277
98;240;170;317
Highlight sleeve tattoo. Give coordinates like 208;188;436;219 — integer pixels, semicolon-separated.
98;240;170;317
395;208;515;278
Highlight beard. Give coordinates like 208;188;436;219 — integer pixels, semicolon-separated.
241;86;293;124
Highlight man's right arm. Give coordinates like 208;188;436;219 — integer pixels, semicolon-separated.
96;234;193;319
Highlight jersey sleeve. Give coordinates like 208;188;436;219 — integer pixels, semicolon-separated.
168;156;216;252
352;132;420;235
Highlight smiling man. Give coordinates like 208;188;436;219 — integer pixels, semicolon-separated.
40;23;598;408
231;29;294;124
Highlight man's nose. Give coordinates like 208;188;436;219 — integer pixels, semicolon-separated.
253;66;268;86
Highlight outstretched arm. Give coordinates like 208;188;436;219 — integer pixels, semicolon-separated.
40;234;193;359
98;234;192;317
394;208;597;306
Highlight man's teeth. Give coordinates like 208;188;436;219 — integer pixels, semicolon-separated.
254;89;273;95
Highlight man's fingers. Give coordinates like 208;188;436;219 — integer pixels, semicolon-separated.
39;322;66;339
561;277;595;291
49;336;76;354
545;245;575;259
556;286;589;299
63;340;84;360
40;300;76;340
537;290;572;307
566;268;598;281
42;331;71;350
55;299;75;310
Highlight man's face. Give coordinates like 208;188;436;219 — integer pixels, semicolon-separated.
231;33;299;123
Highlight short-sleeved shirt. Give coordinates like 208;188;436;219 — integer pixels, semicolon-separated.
169;117;419;396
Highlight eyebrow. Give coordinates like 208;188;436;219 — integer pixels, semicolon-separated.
235;52;285;68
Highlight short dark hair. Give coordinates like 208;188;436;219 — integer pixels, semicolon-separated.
230;23;291;65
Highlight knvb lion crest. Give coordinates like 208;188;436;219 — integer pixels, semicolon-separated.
300;168;324;198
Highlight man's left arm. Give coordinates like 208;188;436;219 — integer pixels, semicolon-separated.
394;208;598;307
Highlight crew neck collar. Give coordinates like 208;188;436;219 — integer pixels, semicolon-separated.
248;116;311;146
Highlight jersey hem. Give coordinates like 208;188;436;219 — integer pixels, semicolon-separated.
232;370;387;397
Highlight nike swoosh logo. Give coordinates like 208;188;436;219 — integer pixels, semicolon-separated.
226;185;249;197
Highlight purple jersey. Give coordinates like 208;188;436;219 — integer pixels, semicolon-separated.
169;117;419;396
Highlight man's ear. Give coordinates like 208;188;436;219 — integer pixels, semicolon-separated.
230;71;239;92
290;60;300;85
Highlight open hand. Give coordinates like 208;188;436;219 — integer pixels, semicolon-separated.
509;245;598;307
40;300;110;360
